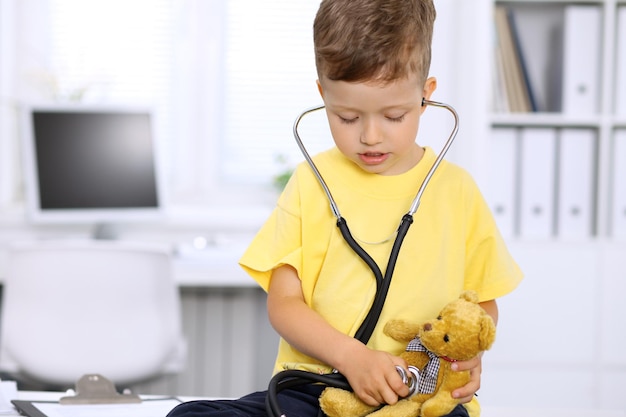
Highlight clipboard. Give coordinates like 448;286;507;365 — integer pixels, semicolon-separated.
12;397;182;417
11;374;182;417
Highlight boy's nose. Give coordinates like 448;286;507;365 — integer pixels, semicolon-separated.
360;119;383;145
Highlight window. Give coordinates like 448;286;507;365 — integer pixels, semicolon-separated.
222;1;331;185
1;0;331;214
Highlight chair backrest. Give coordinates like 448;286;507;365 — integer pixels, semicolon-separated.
0;240;185;388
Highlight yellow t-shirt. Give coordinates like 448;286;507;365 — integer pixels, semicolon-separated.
239;146;522;415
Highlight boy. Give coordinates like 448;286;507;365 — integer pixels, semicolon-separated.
167;0;522;416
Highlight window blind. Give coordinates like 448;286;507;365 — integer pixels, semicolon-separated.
221;0;333;184
47;0;173;103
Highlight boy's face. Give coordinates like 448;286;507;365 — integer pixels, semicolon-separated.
317;73;436;176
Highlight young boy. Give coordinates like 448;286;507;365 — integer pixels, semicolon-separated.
167;0;522;416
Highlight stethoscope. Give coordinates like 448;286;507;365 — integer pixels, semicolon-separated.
266;98;460;417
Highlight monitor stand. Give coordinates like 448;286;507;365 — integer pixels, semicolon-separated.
92;223;119;240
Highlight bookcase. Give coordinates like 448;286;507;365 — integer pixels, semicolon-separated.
487;0;626;241
477;0;626;412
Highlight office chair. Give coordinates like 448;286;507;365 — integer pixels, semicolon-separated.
0;240;186;390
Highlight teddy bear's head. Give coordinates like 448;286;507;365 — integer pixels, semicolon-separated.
418;291;496;361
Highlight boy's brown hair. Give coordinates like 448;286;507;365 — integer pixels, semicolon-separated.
313;0;436;84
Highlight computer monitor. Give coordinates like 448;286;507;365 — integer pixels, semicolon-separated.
21;105;164;238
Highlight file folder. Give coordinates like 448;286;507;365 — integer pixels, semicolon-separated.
519;127;557;239
486;127;518;238
557;128;596;239
562;5;601;114
616;6;626;115
612;130;626;239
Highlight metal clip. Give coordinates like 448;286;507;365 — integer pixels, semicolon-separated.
59;374;141;405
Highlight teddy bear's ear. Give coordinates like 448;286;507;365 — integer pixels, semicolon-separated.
460;290;479;304
478;314;497;351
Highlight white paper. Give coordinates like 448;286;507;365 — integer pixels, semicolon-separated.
31;399;181;417
0;381;17;415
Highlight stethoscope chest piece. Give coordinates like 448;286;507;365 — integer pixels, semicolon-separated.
396;365;421;398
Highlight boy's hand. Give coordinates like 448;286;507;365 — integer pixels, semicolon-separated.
450;354;482;403
338;345;410;407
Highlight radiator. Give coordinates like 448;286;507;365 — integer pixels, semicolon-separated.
130;287;278;398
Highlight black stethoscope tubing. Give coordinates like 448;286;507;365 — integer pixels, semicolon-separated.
266;99;459;417
266;213;413;417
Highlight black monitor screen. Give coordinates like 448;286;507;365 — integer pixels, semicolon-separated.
31;110;159;210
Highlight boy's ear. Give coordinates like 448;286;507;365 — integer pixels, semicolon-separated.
316;80;324;98
423;77;437;101
421;77;437;111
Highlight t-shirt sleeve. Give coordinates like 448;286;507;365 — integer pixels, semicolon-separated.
238;172;304;292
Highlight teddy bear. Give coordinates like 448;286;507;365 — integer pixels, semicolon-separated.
318;290;496;417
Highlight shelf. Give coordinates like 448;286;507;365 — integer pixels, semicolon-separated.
490;113;602;128
496;0;606;4
491;114;626;128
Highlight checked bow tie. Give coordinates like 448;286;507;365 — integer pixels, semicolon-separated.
405;337;441;394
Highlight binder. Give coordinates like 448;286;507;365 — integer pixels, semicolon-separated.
557;128;595;239
561;5;601;115
506;7;537;112
612;130;626;239
492;30;509;113
519;127;557;239
486;127;517;238
493;6;532;113
616;6;626;115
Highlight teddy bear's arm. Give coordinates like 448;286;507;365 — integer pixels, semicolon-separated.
420;366;469;417
319;387;378;417
367;399;421;417
383;320;422;342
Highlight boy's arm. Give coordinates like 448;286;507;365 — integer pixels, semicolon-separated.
479;299;499;326
450;299;499;402
267;264;410;406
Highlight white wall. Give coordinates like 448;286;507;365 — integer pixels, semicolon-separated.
0;1;624;413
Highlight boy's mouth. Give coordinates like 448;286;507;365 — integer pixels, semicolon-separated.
359;152;388;165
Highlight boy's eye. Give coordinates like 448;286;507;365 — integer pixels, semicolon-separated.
386;114;406;123
338;116;358;124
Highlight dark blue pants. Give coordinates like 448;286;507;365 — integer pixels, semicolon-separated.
166;384;470;417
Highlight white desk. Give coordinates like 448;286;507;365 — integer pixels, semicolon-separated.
481;407;626;417
173;257;254;287
4;392;625;417
172;242;255;287
0;243;257;288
